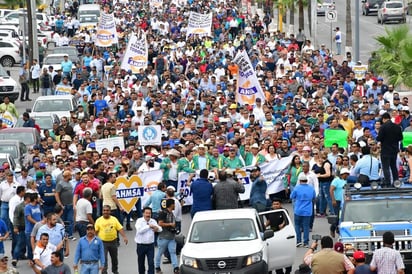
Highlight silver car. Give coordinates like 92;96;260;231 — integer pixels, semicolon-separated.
377;1;406;24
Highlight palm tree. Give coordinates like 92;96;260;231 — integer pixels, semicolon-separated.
370;26;412;89
345;0;352;49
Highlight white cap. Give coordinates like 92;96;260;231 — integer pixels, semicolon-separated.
402;106;410;111
340;168;350;174
298;173;308;181
166;186;176;191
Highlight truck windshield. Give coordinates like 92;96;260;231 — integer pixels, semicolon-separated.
189;219;257;243
343;199;412;223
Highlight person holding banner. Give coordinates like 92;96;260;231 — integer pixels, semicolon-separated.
0;96;18;119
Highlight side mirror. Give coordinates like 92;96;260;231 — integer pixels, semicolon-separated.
327;215;338;225
263;229;274;240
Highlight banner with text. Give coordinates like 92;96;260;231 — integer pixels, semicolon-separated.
95;13;118;47
54;84;71;95
120;33;148;73
139;170;164;208
186;12;212;37
233;50;266;106
176;155;293;206
95;136;125;153
138;125;162;146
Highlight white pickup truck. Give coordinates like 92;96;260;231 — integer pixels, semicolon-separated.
180;208;296;274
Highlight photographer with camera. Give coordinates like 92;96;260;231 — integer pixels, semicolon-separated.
213;169;245;210
303;235;354;274
155;199;179;274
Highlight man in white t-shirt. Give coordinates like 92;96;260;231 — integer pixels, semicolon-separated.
33;233;56;270
74;188;94;238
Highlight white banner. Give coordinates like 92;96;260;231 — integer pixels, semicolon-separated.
150;0;163;9
54;84;71;95
120;33;148;73
139;169;164;208
0;111;16;127
176;155;293;205
95;13;118;47
233;50;266;106
95;137;125;153
186;12;212;38
138;125;162;146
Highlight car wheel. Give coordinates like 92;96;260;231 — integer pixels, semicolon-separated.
0;56;14;67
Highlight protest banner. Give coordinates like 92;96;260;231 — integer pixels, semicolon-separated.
95;13;118;47
139;170;163;207
233;50;266;106
403;132;412;147
324;129;348;148
0;111;16;127
95;137;125;153
54;84;71;95
186;12;212;37
353;65;368;80
138;125;162;146
120;32;148;73
115;175;145;213
150;0;163;9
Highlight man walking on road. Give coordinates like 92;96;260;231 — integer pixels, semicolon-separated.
377;112;403;187
95;205;128;274
74;223;105;274
135;207;162;274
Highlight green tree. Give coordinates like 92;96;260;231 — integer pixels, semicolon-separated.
371;26;412;89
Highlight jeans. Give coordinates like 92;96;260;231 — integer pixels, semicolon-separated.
336;42;342;55
0;202;10;233
25;232;33;260
155;238;178;269
137;243;155;274
20;83;30;100
80;263;99;274
32;78;39;93
319;182;335;215
41;88;52;96
294;214;311;245
76;222;88;238
330;201;341;233
62;205;74;237
12;229;25;260
102;240;118;273
381;154;398;186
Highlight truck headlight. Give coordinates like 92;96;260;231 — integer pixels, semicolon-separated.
245;251;263;266
182;256;199;269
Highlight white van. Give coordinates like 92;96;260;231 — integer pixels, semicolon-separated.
180;208;296;274
78;4;100;30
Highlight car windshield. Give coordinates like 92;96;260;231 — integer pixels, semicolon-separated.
80;15;98;23
15;116;53;129
33;99;72;112
386;2;403;8
343;199;412;223
52;48;77;56
44;56;64;65
0;132;34;145
189;219;257;243
0;146;17;158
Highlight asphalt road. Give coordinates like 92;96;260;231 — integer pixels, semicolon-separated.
3;204;332;274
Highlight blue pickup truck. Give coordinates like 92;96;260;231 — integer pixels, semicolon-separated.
329;184;412;272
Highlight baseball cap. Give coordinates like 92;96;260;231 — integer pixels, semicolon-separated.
167;186;176;191
340;168;350;174
353;250;365;260
334;242;344;253
86;224;95;229
298;173;308;181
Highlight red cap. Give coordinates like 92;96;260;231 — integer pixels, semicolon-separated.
223;147;230;151
247;105;253;111
312;79;319;84
334;242;344;253
353;251;365;260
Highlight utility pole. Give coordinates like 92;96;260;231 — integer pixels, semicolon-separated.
26;0;39;67
278;0;283;32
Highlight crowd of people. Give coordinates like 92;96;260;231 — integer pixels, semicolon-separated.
0;0;409;273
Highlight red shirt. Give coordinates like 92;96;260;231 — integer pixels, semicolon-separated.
74;181;99;208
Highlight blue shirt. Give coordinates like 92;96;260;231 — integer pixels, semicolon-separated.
61;60;73;73
94;99;108;116
38;183;56;207
331;177;346;201
191;178;214;215
291;184;316;216
249;178;267;206
353;155;380;180
144;190;166;213
0;219;7;249
36;223;65;246
74;236;105;266
25;204;42;233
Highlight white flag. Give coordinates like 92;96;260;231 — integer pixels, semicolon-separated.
120;32;148;73
95;13;118;47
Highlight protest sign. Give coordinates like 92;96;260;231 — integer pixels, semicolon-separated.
403;132;412;147
54;84;71;95
138;125;162;146
95;137;125;153
115;175;144;213
95;13;118;47
120;33;148;73
186;12;212;37
324;129;348;148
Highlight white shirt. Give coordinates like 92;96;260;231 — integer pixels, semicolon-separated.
134;217;162;244
33;242;56;270
8;194;22;224
30;64;41;79
0;180;17;202
76;198;92;222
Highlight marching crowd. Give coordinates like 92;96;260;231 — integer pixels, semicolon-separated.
0;0;409;273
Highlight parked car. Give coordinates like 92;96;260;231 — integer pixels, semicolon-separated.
0;64;21;103
14;113;60;137
29;95;78;120
0;38;21;67
362;0;385;15
0;128;41;149
0;140;27;168
317;0;335;16
0;153;20;173
377;1;406;24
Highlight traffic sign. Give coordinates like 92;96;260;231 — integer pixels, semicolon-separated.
325;10;337;23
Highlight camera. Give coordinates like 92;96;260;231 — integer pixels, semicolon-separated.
312;234;322;241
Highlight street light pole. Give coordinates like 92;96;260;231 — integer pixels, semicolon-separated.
355;0;360;62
